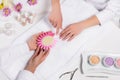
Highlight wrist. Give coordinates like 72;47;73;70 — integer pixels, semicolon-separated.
76;21;89;30
83;16;100;28
25;66;36;73
52;2;60;10
77;15;100;29
52;0;60;6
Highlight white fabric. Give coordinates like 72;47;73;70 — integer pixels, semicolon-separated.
16;70;37;80
85;0;120;25
86;0;109;10
0;0;101;80
0;43;32;80
0;68;9;80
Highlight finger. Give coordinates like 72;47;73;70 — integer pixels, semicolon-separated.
53;21;57;28
50;18;56;28
66;33;74;41
34;43;38;49
57;23;62;29
49;19;53;25
56;23;62;34
60;30;71;40
59;24;62;29
44;50;50;58
31;47;40;59
63;32;72;40
60;29;70;38
68;34;76;41
35;47;41;55
48;16;52;22
60;27;70;37
41;49;50;61
56;27;59;34
62;31;70;40
37;49;46;58
49;19;55;28
60;25;71;35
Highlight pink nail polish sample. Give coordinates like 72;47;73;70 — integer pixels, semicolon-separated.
37;31;56;50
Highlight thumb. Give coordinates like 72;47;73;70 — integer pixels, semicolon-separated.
31;47;40;59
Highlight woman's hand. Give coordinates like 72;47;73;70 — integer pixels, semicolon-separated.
25;47;50;73
27;32;43;51
60;22;86;41
60;16;100;41
49;2;62;34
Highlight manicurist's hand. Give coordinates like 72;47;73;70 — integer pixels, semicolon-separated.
25;47;50;73
49;0;62;34
27;32;43;51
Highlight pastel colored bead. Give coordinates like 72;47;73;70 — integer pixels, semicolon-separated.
37;31;56;50
115;58;120;69
89;55;100;65
103;57;114;67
